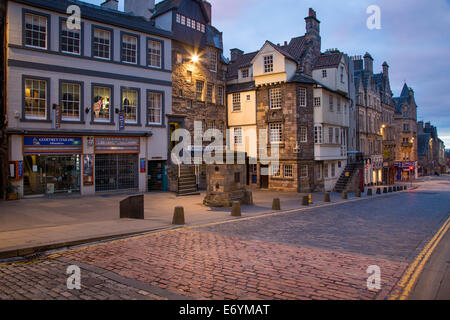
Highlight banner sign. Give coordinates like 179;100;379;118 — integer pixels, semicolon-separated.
55;105;62;129
140;158;146;173
95;137;140;153
119;112;125;131
83;155;94;186
24;136;82;154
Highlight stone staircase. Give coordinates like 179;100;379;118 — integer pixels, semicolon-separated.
177;165;200;196
334;163;358;193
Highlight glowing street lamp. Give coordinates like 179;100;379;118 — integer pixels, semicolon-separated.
191;54;199;63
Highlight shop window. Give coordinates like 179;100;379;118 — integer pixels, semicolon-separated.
92;86;112;122
24;78;48;120
122;88;138;124
61;82;81;121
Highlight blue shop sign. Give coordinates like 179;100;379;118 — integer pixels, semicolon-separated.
24;136;83;154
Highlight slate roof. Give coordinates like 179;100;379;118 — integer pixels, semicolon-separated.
281;36;308;61
226;51;258;80
393;84;414;114
226;81;256;94
14;0;172;38
314;52;343;69
418;133;431;156
153;0;210;24
289;73;316;84
266;41;297;62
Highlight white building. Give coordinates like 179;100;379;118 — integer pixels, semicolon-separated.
6;0;172;197
312;50;350;191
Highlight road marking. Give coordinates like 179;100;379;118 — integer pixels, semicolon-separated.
389;216;450;300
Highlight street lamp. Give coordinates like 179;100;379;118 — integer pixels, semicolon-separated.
191;54;199;63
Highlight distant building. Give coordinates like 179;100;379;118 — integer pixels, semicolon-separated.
393;83;418;180
417;121;446;175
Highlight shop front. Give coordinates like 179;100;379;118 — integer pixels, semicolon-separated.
395;162;416;181
22;136;82;196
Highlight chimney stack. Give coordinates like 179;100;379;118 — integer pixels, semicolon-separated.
364;52;373;73
101;0;118;10
230;48;244;63
124;0;155;20
203;0;212;25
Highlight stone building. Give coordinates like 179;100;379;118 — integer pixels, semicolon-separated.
393;83;418;181
226;8;321;192
353;53;384;186
0;0;7;199
151;0;227;193
417;121;446;175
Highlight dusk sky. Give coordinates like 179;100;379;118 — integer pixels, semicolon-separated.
86;0;450;147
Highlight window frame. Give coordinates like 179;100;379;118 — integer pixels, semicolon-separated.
264;55;274;73
209;51;217;72
120;86;141;126
22;75;51;122
313;97;321;107
59;17;83;56
206;83;214;103
120;31;140;65
269;87;282;109
300;126;307;143
91;25;114;61
283;164;294;178
23;9;51;50
146;37;164;69
91;83;115;125
232;92;241;112
234;127;243;145
59;79;84;123
146;89;165;127
270;163;281;177
196;80;204;101
269;122;283;144
217;86;224;106
300;165;308;178
298;87;307;107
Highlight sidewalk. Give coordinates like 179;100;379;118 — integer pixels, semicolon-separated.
0;186;409;259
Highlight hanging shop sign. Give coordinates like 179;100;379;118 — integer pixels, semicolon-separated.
83;154;94;186
140;158;146;173
94;137;140;154
24;136;82;155
119;112;125;131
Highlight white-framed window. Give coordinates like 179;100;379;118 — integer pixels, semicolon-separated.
298;87;307;107
315;164;322;180
61;22;80;55
217;86;224;105
314;125;323;144
314;97;321;106
284;165;293;178
329;94;334;111
328;127;333;144
322;69;327;78
335;127;340;144
24;13;47;49
209;51;217;72
196;80;204;101
176;13;181;23
269;122;282;144
241;68;249;78
191;19;196;29
300;126;307;142
270;163;280;177
181;15;186;25
147;91;162;125
340;66;345;83
186;18;191;28
269;88;282;109
337;98;341;112
93;28;111;59
122;34;138;64
331;163;336;177
24;78;47;119
201;24;205;33
206;83;214;103
264;55;273;73
324;164;329;178
300;165;308;178
148;40;162;68
92;86;111;122
122;89;138;124
234;127;243;144
232;93;241;111
61;82;81;121
197;21;201;31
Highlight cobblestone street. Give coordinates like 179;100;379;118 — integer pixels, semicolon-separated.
0;177;449;300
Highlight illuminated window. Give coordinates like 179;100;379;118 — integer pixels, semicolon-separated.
61;82;81;121
24;78;47;119
122;89;138;124
93;86;111;122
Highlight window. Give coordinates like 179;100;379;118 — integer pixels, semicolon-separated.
186;18;191;28
24;78;47;119
217;86;224;105
191;19;196;29
298;88;307;107
284;165;293;178
322;70;327;78
328;127;333;144
148;40;162;68
269;122;282;143
232;93;241;111
337;98;341;112
24;13;47;49
234;127;242;144
176;53;183;64
93;28;111;59
403;124;410;132
147;91;162;125
329;95;334;111
403;111;409;118
314;125;323;144
181;15;186;25
331;163;336;177
196;80;204;101
300;165;308;178
61;82;81;121
197;21;201;31
335;127;340;144
122;89;138;124
314;97;321;106
246;95;251;101
201;24;205;33
264;55;273;73
186;70;192;83
270;163;280;177
206;83;214;103
122;34;138;64
241;68;249;78
315;164;322;180
176;13;181;23
324;164;329;178
93;86;111;122
269;88;282;109
209;51;217;72
340;67;344;83
61;21;80;54
300;126;307;142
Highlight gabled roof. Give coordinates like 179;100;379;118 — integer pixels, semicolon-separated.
153;0;210;24
226;51;258;80
314;52;343;69
265;41;298;62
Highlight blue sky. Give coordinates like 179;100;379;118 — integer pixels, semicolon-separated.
86;0;450;147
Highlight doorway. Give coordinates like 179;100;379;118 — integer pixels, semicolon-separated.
260;165;269;189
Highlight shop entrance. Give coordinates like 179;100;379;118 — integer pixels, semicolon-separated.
95;154;138;192
23;155;81;196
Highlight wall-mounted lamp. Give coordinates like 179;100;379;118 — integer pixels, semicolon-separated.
85;108;90;114
191;54;199;63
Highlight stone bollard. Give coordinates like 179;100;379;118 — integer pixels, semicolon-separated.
272;198;281;210
324;193;331;202
367;188;373;196
388;187;393;193
172;207;185;225
231;201;241;217
383;187;387;194
341;192;348;200
376;188;381;195
356;190;361;198
302;195;309;206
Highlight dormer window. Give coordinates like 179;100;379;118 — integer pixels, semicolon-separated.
264;55;273;73
241;68;249;78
